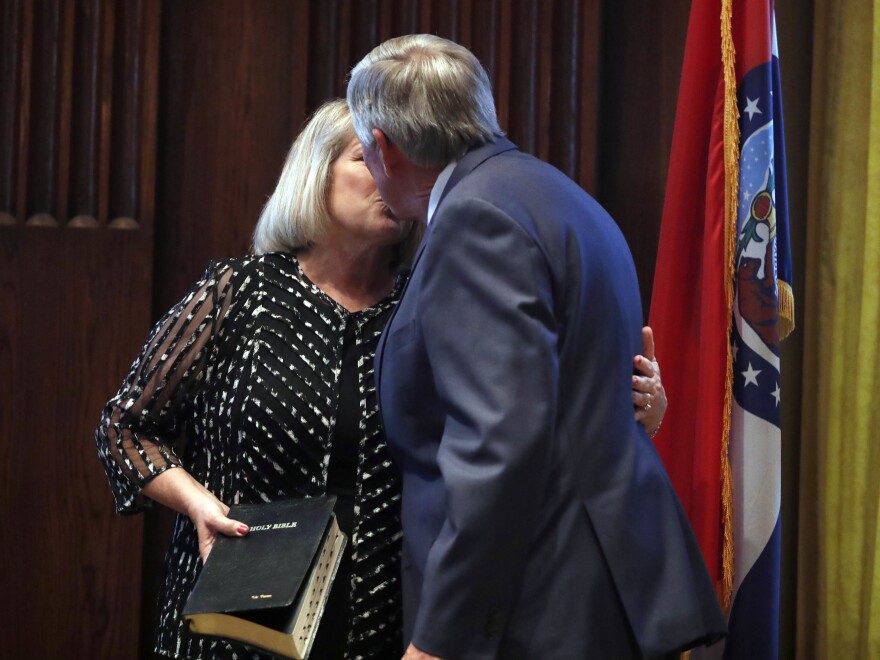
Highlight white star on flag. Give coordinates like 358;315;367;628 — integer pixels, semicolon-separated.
742;362;761;387
744;96;762;120
772;383;781;406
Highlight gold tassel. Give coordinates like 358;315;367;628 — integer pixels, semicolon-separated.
719;0;739;613
777;279;795;341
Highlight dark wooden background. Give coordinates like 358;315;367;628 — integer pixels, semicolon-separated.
0;1;811;657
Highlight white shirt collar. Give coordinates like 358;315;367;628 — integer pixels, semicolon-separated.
427;160;458;224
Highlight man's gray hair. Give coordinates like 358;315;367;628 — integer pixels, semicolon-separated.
347;34;501;167
253;99;354;254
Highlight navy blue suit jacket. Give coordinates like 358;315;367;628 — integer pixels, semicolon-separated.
376;136;726;659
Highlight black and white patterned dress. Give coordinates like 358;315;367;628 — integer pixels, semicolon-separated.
95;252;404;659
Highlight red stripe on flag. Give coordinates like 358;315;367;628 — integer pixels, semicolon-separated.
648;0;730;588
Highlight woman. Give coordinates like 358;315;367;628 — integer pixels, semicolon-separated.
96;99;666;660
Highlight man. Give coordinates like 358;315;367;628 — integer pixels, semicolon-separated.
347;34;726;660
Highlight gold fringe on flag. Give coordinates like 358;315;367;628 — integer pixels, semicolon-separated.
777;279;796;340
719;0;739;613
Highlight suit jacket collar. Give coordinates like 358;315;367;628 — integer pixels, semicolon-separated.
436;134;519;211
407;134;518;277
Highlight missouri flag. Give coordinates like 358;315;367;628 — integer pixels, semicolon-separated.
648;0;794;657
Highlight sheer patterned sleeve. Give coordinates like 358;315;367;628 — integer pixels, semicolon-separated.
95;261;236;514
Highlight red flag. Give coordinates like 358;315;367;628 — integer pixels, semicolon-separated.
648;0;738;601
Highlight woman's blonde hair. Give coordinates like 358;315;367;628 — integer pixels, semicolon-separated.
253;97;422;268
252;99;355;254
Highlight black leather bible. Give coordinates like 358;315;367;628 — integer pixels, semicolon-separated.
182;495;346;659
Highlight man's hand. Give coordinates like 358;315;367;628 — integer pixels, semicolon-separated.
402;643;446;660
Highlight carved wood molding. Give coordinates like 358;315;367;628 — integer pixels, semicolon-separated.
0;0;159;230
304;0;599;192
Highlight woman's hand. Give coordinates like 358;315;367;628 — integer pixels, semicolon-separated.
142;468;249;563
185;486;250;564
633;326;667;437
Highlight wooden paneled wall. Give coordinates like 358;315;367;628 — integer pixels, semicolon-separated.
598;2;692;313
0;0;812;656
0;0;159;657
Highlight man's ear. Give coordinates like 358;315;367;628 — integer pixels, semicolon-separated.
371;128;400;176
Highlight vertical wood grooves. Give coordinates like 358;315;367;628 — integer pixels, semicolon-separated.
508;0;537;154
496;0;512;132
536;0;554;162
26;0;61;224
293;0;599;192
458;0;473;49
350;0;379;69
135;0;159;232
335;0;351;97
69;0;103;226
308;0;340;109
378;0;393;43
0;0;23;223
109;0;141;224
16;0;33;222
97;0;114;226
432;0;458;41
290;0;311;135
1;0;600;242
578;0;599;192
550;0;579;179
419;0;432;34
57;0;74;225
470;0;497;84
2;0;157;229
389;0;418;37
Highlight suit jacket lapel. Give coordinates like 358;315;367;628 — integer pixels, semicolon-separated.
375;217;436;393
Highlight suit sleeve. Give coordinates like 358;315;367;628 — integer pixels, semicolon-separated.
411;197;559;659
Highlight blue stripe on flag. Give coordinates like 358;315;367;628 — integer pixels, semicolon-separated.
723;515;781;659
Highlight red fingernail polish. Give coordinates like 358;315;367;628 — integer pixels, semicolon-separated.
237;524;249;534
